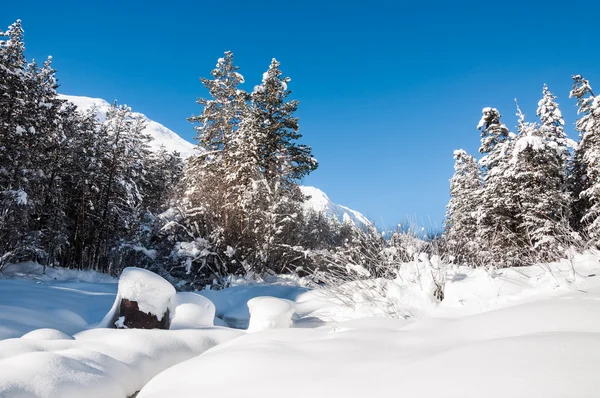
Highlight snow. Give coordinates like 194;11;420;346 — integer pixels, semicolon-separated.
0;328;242;398
5;189;28;205
2;254;600;397
21;328;74;340
300;185;372;229
0;262;117;340
137;256;600;397
247;297;296;332
105;267;176;323
199;280;309;329
59;94;197;158
170;292;216;329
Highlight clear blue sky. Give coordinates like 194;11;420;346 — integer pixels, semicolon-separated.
4;0;600;230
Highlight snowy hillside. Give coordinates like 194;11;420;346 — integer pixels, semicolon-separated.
59;95;197;158
300;186;372;228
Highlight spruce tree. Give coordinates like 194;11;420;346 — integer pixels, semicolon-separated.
476;107;521;265
511;102;570;258
570;75;600;243
445;149;482;264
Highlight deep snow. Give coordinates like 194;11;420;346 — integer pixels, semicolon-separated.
1;254;600;397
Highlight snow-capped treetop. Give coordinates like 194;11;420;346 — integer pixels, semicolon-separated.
537;84;565;128
0;19;25;68
477;107;512;172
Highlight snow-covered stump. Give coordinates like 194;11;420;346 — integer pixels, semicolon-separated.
247;296;296;333
101;267;176;330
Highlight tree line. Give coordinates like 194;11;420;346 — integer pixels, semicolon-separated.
445;78;599;266
4;18;598;288
0;20;362;288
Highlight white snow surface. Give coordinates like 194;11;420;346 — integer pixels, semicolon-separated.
2;253;600;397
247;296;296;332
59;94;197;158
0;328;242;398
0;262;117;340
170;292;216;329
300;185;372;228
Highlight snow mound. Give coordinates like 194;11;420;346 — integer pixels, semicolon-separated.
300;186;372;229
199;282;308;329
170;292;216;329
21;328;74;340
116;267;175;320
247;297;296;332
59;94;197;158
0;328;243;398
101;267;175;326
137;288;600;398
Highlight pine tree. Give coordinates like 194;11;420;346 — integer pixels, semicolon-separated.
445;149;482;264
92;103;150;271
248;58;318;185
189;51;247;157
511;101;571;258
476;107;521;265
570;75;600;243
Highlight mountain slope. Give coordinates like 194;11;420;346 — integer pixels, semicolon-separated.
59;94;197;158
300;186;372;228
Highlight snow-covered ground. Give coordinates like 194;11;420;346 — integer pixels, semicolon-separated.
1;254;600;397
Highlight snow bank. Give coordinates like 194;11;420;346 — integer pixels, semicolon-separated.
170;292;216;329
199;282;308;329
138;286;600;398
21;328;74;340
0;327;243;398
247;297;296;332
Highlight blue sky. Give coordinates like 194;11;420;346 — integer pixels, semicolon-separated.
4;0;600;229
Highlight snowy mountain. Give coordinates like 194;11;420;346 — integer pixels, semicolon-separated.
59;94;197;158
300;186;372;228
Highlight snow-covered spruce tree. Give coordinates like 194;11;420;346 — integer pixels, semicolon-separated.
570;75;600;243
170;54;320;286
60;107;106;268
0;21;67;266
24;57;72;265
510;101;571;260
444;149;482;265
249;58;317;185
239;58;318;273
91;103;151;272
0;20;32;266
179;51;250;281
476;107;522;266
143;146;184;213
